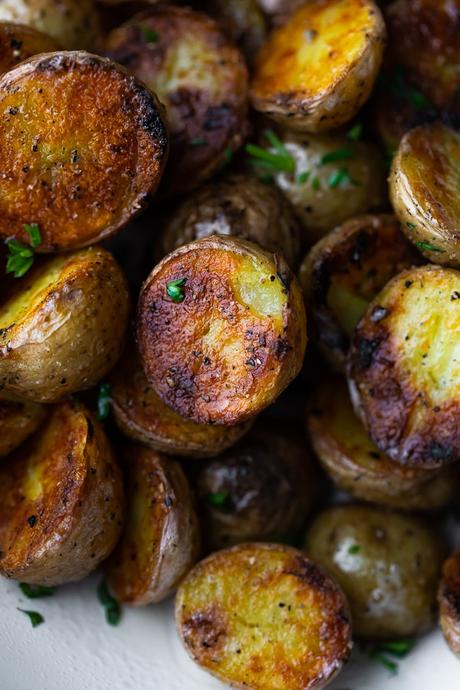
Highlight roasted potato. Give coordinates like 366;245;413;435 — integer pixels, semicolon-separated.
306;377;458;510
0;246;130;403
250;0;386;132
104;5;248;196
439;550;460;657
0;401;124;586
106;444;199;605
0;392;46;457
137;236;307;425
305;504;444;638
158;173;301;268
0;21;61;75
176;543;352;690
300;214;421;368
0;51;168;252
109;346;252;458
390;123;460;266
348;264;460;469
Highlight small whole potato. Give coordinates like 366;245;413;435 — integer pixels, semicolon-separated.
0;392;47;457
439;550;460;656
0;21;61;75
305;505;444;638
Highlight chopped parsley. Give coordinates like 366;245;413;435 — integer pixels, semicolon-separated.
6;223;42;278
97;580;121;626
347;122;363;141
311;176;321;191
19;583;56;599
348;544;361;555
320;148;353;165
96;383;111;421
140;26;158;44
406;222;416;230
206;491;231;508
415;241;445;253
327;168;358;188
368;638;415;674
24;222;42;247
190;137;206;147
296;170;310;184
18;609;44;628
166;277;187;302
245;130;295;175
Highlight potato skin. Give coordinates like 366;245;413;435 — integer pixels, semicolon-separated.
0;246;130;403
348;264;460;469
0;21;61;75
439;550;460;657
176;543;352;690
0;392;47;457
0;51;168;252
250;0;386;132
137;236;307;426
305;505;444;638
0;401;124;586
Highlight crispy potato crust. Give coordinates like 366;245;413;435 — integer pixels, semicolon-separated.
0;21;61;75
176;543;352;690
439;550;460;656
0;51;168;252
250;0;386;132
107;445;200;605
348;264;460;469
0;392;47;457
0;401;124;586
137;236;307;425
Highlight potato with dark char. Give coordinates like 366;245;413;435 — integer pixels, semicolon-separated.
158;173;301;268
390;123;460;266
305;505;444;638
439;550;460;656
250;0;386;132
306;377;459;510
0;246;130;403
348;264;460;469
300;214;421;368
138;236;307;426
106;444;199;605
0;401;124;586
176;543;352;690
104;5;248;196
0;51;168;252
0;21;61;75
110;346;252;458
0;392;46;457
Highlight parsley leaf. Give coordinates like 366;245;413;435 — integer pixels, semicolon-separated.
368;638;415;674
406;222;416;230
166;277;187;302
320;148;354;165
347;122;363;141
140;26;158;43
206;491;231;508
97;580;121;626
327;168;359;188
348;544;361;555
6;239;34;278
245;130;295;174
19;583;56;599
415;241;445;253
96;383;111;421
296;171;310;184
311;176;321;191
18;609;44;627
24;223;41;248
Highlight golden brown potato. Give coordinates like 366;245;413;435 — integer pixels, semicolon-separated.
0;392;47;457
137;236;307;426
305;505;444;638
106;444;199;605
110;346;252;458
307;377;459;510
176;543;352;690
390;123;460;266
348;264;460;469
104;5;248;196
439;550;460;657
300;214;421;368
0;246;130;403
158;173;301;268
0;21;61;75
0;51;168;252
250;0;386;132
0;401;124;586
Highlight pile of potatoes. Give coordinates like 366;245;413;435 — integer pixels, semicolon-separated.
0;0;459;688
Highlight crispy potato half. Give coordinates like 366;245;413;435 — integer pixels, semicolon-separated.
250;0;386;132
0;21;61;75
137;236;307;425
300;214;421;368
306;377;458;510
176;543;352;690
0;51;168;252
0;392;46;457
0;401;124;586
439;550;460;657
104;5;248;196
106;445;200;605
110;346;252;458
0;246;130;403
348;264;460;469
390;123;460;266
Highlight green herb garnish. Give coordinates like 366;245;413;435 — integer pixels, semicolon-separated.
97;580;121;626
406;222;416;230
415;241;445;253
6;223;42;278
381;67;431;110
140;26;158;43
190;137;206;147
166;277;187;302
311;176;321;191
327;168;358;188
245;130;295;175
96;383;111;421
18;609;44;628
206;491;231;509
320;148;353;165
19;583;55;599
368;638;415;674
348;544;361;555
347;122;363;141
24;223;42;247
296;171;310;184
369;650;398;674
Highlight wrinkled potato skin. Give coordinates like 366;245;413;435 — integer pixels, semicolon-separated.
0;21;61;75
137;236;307;426
439;550;460;656
390;123;460;266
0;402;124;586
158;173;301;268
0;247;130;403
250;0;386;132
176;543;352;690
104;5;248;196
0;392;47;457
107;445;200;605
348;265;460;469
0;51;168;252
305;505;444;638
300;214;421;369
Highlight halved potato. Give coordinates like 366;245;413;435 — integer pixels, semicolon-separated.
0;392;47;457
106;444;200;605
0;401;124;586
0;21;61;75
0;51;168;252
439;550;460;657
176;543;352;690
137;236;307;425
300;214;421;368
0;246;130;403
348;264;460;469
250;0;386;132
109;346;252;458
390;123;460;266
104;5;248;196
